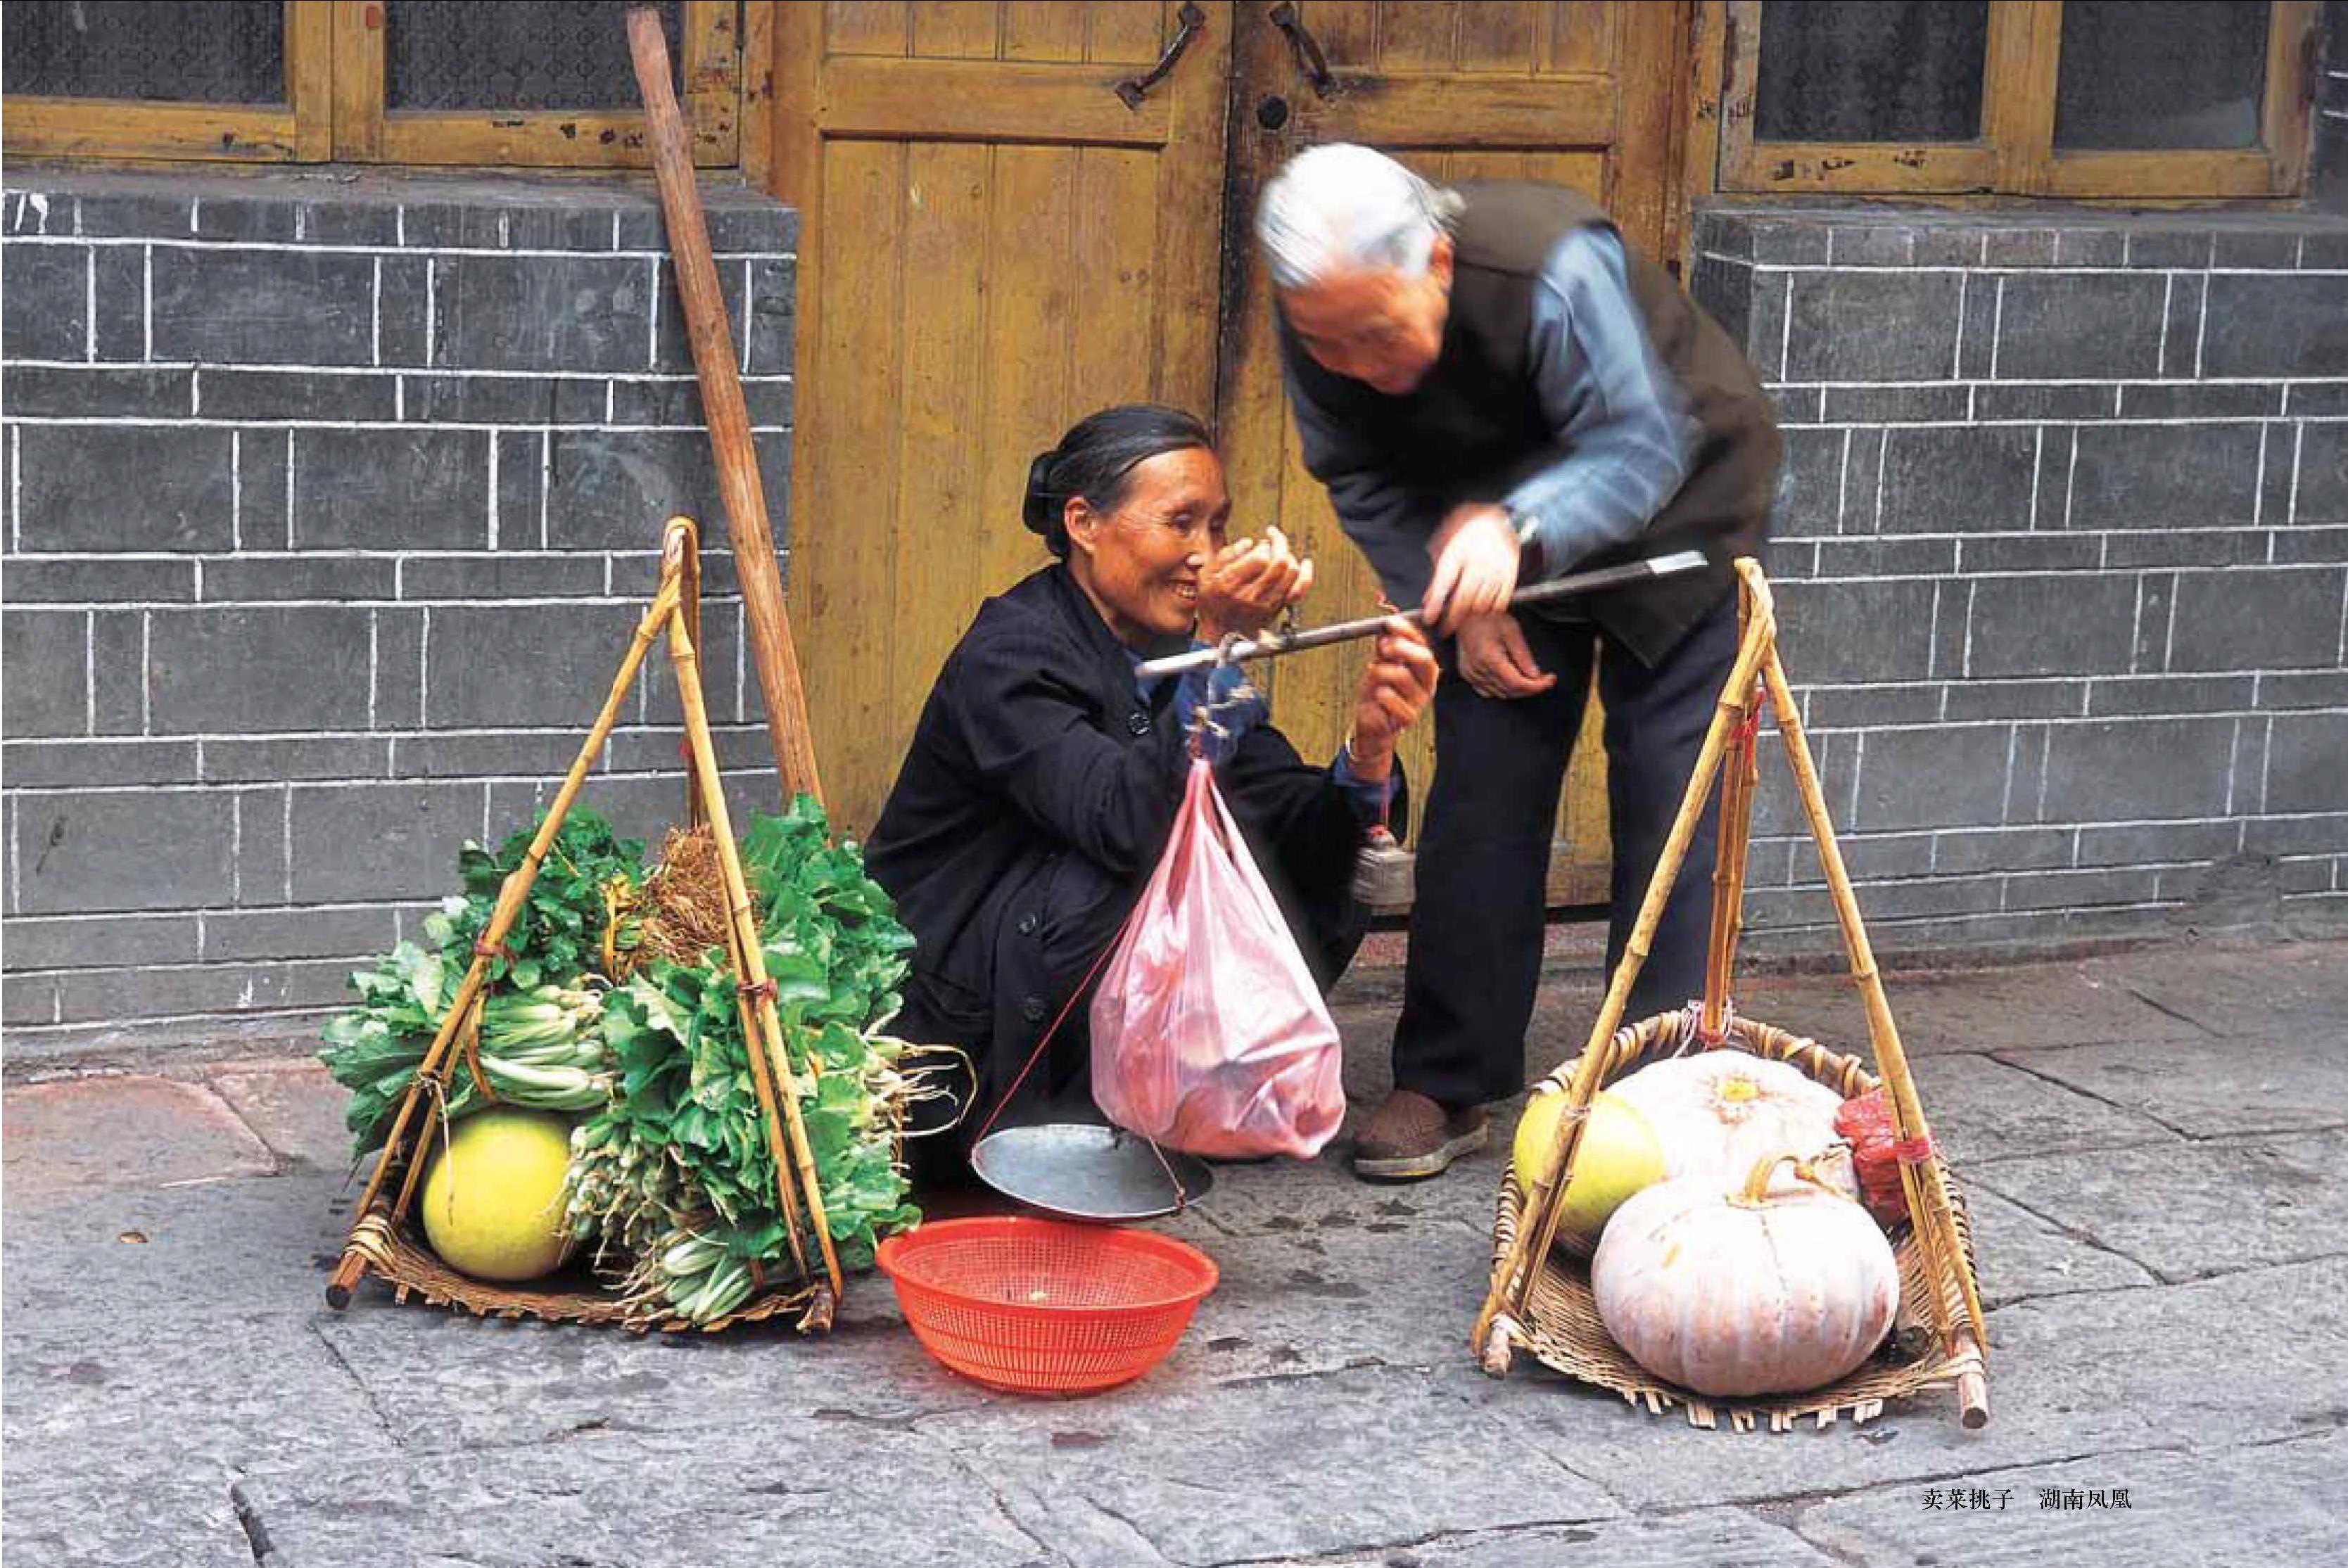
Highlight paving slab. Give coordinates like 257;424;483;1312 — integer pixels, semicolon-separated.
1183;1204;1497;1380
1997;1032;2348;1138
1;1473;253;1568
2085;940;2348;1038
927;1364;1624;1568
1741;957;2211;1057
1914;1052;2183;1166
206;1059;354;1172
315;1289;1001;1451
1886;959;2217;1050
1791;1431;2347;1568
1460;1256;2348;1510
2;1172;353;1322
1958;1183;2160;1308
1242;1507;1843;1568
1963;1130;2348;1282
1197;1142;1508;1240
1334;988;1613;1114
234;1423;1052;1568
1;1073;277;1194
1;1310;397;1500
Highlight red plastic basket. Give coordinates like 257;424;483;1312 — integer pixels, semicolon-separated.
876;1216;1219;1395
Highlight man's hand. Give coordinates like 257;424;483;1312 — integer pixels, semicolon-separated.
1345;618;1440;782
1454;611;1555;701
1198;525;1313;643
1422;502;1520;635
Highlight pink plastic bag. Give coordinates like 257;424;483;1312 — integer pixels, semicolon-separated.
1089;758;1345;1159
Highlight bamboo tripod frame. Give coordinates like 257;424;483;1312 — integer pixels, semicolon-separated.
325;518;845;1330
1472;560;1992;1428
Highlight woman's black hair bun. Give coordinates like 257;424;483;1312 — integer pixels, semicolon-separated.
1022;449;1060;536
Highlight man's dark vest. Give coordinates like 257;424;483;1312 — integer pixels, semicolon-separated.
1286;181;1781;665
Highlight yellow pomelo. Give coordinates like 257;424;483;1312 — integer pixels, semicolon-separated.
419;1109;578;1283
1512;1089;1666;1256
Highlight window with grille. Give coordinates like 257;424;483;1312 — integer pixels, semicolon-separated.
2;0;740;166
1718;0;2318;199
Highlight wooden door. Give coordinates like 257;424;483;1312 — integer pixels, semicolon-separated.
772;2;1231;831
1216;1;1692;905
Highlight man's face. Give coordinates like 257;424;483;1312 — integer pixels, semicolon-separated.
1278;237;1453;395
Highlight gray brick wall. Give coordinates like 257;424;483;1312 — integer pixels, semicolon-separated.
2313;0;2348;213
6;162;2345;1046
1696;206;2348;960
1;170;795;1050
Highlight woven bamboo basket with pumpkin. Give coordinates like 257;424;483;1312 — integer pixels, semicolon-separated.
1478;561;1990;1432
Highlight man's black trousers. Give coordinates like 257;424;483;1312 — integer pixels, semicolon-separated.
1392;589;1739;1109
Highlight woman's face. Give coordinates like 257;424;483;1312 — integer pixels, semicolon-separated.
1066;447;1231;645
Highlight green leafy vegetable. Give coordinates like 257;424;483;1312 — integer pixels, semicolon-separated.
318;944;609;1156
565;797;932;1324
448;808;646;990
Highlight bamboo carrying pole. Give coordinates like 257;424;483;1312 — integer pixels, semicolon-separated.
1698;580;1762;1040
666;604;847;1321
626;6;823;810
329;520;841;1325
1472;561;1989;1427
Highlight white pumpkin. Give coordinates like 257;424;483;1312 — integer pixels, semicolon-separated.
1592;1154;1900;1398
1607;1052;1860;1201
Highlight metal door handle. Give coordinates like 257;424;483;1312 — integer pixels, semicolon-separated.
1115;1;1208;110
1268;2;1334;98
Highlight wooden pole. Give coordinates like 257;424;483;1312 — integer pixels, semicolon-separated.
627;6;824;810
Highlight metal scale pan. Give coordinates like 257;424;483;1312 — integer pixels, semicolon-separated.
970;1123;1214;1223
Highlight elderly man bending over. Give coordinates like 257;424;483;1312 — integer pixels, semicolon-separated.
1257;144;1783;1181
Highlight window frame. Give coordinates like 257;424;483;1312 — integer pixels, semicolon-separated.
1716;0;2321;200
329;0;739;167
0;0;741;167
2;1;333;163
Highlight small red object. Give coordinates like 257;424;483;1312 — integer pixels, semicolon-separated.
877;1216;1217;1395
1836;1088;1931;1228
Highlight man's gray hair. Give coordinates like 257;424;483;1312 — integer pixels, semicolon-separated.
1255;144;1464;290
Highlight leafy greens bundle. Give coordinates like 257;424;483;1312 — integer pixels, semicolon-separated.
567;796;932;1322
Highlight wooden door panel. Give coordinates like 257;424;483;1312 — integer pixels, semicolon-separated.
1220;1;1691;907
1455;4;1541;72
776;2;1227;834
825;1;915;56
825;1;1179;62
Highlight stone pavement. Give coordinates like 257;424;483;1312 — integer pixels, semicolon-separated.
4;938;2344;1568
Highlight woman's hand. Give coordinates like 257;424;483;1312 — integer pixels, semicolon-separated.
1344;618;1440;782
1454;611;1556;700
1196;526;1313;643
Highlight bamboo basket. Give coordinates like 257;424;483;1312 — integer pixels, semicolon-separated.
1492;1008;1982;1429
324;518;848;1334
1475;560;1991;1429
